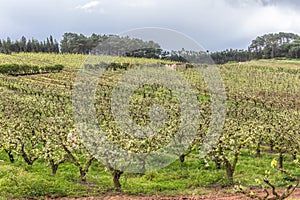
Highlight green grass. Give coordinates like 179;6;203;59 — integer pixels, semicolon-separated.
0;150;299;199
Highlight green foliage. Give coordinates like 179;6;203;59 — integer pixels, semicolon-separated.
249;32;300;59
0;63;63;75
0;35;59;54
60;33;161;56
236;158;300;199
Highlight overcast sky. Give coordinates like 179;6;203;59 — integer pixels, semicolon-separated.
0;0;300;51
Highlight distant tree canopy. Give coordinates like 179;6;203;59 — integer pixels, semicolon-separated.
60;33;108;54
0;36;59;54
1;32;300;64
88;34;161;56
210;49;250;64
210;32;300;64
248;32;300;59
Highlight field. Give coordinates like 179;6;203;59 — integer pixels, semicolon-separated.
0;53;299;199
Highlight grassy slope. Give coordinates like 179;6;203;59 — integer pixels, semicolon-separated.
0;151;299;199
0;53;175;70
241;59;300;69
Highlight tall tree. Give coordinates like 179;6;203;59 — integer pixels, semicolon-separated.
249;32;300;59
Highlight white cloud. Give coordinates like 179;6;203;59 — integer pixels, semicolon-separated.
76;1;103;13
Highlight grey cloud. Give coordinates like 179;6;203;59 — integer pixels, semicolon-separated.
0;0;299;51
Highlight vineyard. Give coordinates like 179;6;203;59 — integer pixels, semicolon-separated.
0;53;299;199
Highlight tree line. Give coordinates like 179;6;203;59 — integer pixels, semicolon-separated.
0;36;59;54
0;33;161;56
1;32;300;64
211;32;300;64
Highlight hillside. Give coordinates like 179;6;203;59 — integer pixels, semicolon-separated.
0;53;299;199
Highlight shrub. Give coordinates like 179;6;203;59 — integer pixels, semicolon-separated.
0;64;64;76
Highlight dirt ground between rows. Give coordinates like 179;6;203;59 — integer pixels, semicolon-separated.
54;188;300;200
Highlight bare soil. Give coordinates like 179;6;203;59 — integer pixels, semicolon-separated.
52;188;300;200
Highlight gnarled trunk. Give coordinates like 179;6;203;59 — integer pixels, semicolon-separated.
5;149;14;163
223;151;239;184
224;159;234;184
79;157;94;182
279;153;284;169
49;159;65;176
292;151;297;161
214;158;222;170
111;169;123;190
179;154;185;163
51;163;59;176
256;143;261;157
